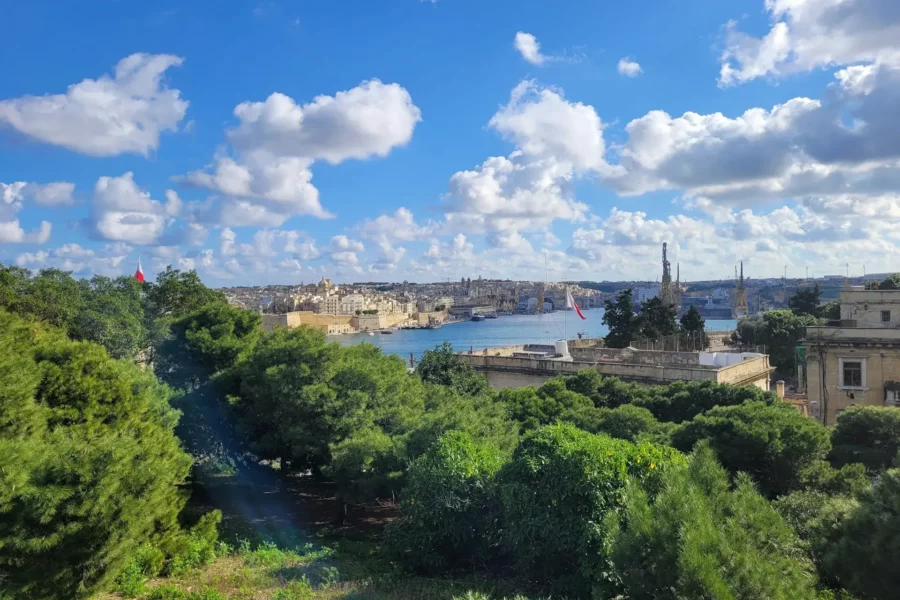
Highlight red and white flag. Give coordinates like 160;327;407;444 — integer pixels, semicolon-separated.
134;257;145;283
566;289;587;320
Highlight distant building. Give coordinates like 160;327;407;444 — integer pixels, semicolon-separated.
459;342;773;392
803;286;900;424
634;286;658;304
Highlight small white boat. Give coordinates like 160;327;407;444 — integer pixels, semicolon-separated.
367;332;375;336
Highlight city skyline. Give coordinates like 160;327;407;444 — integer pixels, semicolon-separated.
3;0;900;285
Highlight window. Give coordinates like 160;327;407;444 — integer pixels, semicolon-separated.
841;360;863;388
883;310;892;322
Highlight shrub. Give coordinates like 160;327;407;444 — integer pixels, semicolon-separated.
824;468;900;599
271;579;314;600
165;510;223;576
498;423;685;596
830;406;900;473
146;586;227;600
609;444;818;599
117;543;166;597
672;401;832;497
386;431;506;573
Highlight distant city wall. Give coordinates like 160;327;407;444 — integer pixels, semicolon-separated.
261;312;304;331
352;313;409;331
413;311;447;326
261;311;352;332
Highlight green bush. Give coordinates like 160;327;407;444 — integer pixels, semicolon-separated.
830;406;900;473
165;510;223;576
117;543;166;597
386;431;506;572
824;468;900;599
498;423;685;596
672;401;832;497
609;444;817;599
271;579;314;600
146;586;227;600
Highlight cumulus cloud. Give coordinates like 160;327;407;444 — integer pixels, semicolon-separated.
719;0;900;86
16;242;130;275
0;53;188;156
180;79;421;226
617;58;643;77
0;220;51;244
91;173;179;245
442;81;614;236
514;32;550;65
606;61;900;208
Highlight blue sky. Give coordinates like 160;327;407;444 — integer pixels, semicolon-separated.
2;0;899;284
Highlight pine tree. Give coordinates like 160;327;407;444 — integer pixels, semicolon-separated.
0;309;192;600
603;289;637;348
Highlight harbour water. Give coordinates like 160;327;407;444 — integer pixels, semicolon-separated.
328;309;737;361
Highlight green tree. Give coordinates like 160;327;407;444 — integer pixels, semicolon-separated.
171;303;262;374
0;310;191;599
762;310;822;373
592;404;673;443
775;490;860;589
635;296;677;340
830;406;900;473
69;275;147;359
385;431;505;573
633;379;775;423
609;444;817;600
789;284;822;316
679;304;708;346
15;268;86;330
145;267;227;321
672;401;832;497
603;289;638;348
818;300;841;320
498;423;685;596
561;369;650;409
878;273;900;290
824;468;900;599
0;264;30;311
416;341;490;396
497;377;599;432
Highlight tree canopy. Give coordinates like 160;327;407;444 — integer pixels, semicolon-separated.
0;310;191;599
603;289;637;348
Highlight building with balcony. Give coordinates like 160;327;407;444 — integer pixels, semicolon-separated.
803;286;900;425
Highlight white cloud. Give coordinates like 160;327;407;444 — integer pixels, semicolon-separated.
442;81;613;237
607;61;900;207
0;53;188;156
1;181;75;220
181;79;420;226
0;219;51;244
514;32;549;66
617;58;643;77
719;0;900;86
16;242;130;275
91;172;170;245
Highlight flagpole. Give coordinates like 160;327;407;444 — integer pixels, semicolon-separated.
565;284;568;347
